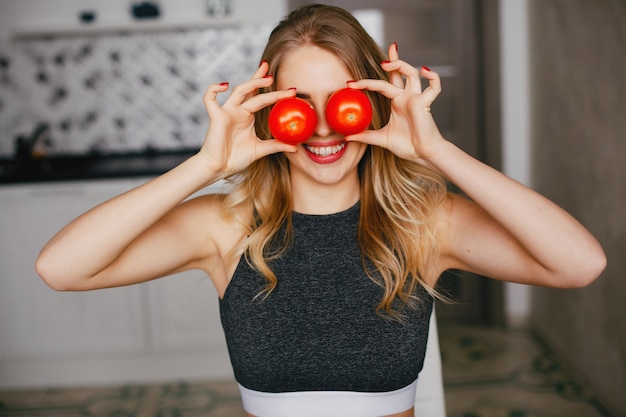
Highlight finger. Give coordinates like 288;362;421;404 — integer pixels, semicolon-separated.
349;78;403;100
420;66;442;102
245;60;272;104
388;42;399;61
241;88;296;114
381;60;422;92
345;129;389;149
226;75;274;105
252;59;269;79
255;138;298;157
233;61;271;105
387;42;403;88
203;82;230;111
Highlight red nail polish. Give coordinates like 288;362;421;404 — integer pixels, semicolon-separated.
219;81;229;86
422;65;431;72
381;60;391;65
263;74;273;79
259;59;267;67
288;87;296;91
393;41;398;51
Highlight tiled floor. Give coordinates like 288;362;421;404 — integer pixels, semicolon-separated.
439;326;613;417
0;326;615;417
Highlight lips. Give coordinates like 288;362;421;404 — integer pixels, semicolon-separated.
302;141;348;164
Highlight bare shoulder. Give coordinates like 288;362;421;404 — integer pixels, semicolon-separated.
432;192;480;237
174;193;246;294
428;193;477;279
176;193;245;254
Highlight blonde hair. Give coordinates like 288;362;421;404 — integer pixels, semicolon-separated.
222;4;447;318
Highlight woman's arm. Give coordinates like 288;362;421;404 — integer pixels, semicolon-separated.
349;48;606;288
36;155;220;291
429;140;606;288
36;63;297;292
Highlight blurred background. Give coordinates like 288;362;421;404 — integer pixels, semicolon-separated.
0;0;623;416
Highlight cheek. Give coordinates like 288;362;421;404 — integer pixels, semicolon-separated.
283;150;300;166
349;142;368;160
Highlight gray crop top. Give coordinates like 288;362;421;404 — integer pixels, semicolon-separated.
219;202;433;393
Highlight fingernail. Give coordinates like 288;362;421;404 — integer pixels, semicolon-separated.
263;74;273;79
219;81;229;86
288;87;296;91
346;80;357;84
259;59;267;67
422;65;431;72
393;41;398;51
381;60;391;65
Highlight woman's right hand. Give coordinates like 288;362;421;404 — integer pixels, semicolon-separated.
198;61;298;178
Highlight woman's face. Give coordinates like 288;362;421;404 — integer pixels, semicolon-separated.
275;45;368;191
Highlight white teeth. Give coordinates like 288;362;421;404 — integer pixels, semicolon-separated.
304;143;346;156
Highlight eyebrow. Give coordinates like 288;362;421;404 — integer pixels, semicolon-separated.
295;91;334;100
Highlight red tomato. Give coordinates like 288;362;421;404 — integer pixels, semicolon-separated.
325;88;373;136
268;97;318;144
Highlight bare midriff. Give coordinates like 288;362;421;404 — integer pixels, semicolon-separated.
245;406;415;417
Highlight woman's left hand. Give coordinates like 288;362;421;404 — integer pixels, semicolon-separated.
346;44;447;165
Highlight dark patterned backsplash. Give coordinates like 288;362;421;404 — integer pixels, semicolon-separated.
0;25;271;157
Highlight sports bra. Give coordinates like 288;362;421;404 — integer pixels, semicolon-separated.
219;202;433;413
238;378;418;417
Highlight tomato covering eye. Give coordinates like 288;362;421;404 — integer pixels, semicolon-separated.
268;97;318;145
325;88;373;136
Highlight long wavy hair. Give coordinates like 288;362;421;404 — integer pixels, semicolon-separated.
222;4;448;319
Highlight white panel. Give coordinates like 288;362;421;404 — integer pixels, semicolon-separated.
352;9;385;47
499;0;531;327
147;270;229;354
0;180;145;359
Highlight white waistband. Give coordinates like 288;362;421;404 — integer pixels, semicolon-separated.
238;379;417;417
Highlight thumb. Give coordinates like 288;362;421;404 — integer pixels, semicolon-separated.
345;129;388;149
256;139;298;158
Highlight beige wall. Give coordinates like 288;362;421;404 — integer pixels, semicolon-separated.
528;0;626;415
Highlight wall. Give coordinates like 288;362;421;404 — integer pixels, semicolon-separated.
0;25;272;157
0;0;287;38
0;0;285;157
528;1;626;415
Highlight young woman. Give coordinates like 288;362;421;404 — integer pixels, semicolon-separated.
36;4;606;417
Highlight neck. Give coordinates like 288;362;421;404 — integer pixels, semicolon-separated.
290;174;360;215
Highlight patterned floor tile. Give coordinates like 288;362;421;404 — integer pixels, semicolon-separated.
0;326;615;417
0;381;246;417
440;326;614;417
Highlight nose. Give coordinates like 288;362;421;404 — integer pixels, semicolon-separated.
314;104;332;137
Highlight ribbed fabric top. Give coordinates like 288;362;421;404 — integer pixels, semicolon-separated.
219;202;433;393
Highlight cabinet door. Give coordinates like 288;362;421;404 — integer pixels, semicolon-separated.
144;181;230;355
0;180;145;360
146;270;229;355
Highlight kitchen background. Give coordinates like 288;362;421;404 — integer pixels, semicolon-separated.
0;2;278;157
0;27;271;156
0;0;624;416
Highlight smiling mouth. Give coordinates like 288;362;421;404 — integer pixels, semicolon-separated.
303;142;346;156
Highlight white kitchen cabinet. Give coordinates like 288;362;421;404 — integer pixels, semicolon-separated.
0;179;145;358
146;179;231;355
147;272;226;353
0;178;232;389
